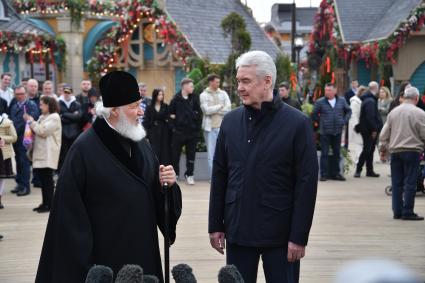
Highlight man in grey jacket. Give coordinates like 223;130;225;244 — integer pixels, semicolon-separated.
312;83;351;181
379;86;425;221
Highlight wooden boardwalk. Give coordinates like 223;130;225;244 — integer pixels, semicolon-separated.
0;162;424;282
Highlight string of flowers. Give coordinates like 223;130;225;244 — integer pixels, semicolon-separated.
309;0;425;69
0;31;66;71
86;0;193;79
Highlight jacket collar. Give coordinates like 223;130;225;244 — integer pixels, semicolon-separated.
245;90;283;116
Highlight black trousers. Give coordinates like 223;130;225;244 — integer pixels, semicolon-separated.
227;244;300;283
356;132;377;173
34;168;54;208
171;130;197;177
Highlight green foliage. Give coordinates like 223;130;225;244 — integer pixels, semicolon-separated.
275;54;292;86
221;12;252;105
67;0;86;29
187;68;203;83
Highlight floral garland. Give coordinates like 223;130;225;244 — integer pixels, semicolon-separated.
0;31;66;71
13;0;132;17
310;0;425;69
86;1;193;79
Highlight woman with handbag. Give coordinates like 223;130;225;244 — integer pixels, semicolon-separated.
0;114;17;209
24;96;62;213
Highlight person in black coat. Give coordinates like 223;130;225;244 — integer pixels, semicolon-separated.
355;81;383;178
209;51;318;283
143;88;171;165
169;78;202;185
35;71;182;283
278;81;301;110
58;85;82;172
344;80;359;106
0;97;7;115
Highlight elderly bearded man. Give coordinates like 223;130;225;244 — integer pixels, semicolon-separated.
209;51;318;283
36;71;182;283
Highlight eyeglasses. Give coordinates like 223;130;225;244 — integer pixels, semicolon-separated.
15;92;26;95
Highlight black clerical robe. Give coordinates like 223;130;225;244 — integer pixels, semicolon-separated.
35;118;182;283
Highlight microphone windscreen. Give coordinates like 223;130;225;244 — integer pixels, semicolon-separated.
171;264;197;283
115;264;144;283
218;265;245;283
143;275;160;283
85;265;113;283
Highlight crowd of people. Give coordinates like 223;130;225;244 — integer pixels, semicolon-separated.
0;49;423;282
0;71;233;216
306;78;425;221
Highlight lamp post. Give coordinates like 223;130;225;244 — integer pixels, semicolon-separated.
294;35;305;101
294;35;304;68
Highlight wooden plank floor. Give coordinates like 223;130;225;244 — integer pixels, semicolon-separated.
1;161;424;282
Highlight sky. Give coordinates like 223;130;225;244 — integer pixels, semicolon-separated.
247;0;322;23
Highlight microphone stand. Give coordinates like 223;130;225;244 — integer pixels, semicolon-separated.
163;182;170;283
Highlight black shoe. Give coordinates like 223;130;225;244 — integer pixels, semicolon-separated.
332;174;346;181
354;172;361;178
393;214;402;219
402;213;424;221
33;204;44;212
17;188;30;197
36;205;50;213
0;234;3;240
11;186;22;194
0;203;4;209
320;176;327;181
366;172;380;177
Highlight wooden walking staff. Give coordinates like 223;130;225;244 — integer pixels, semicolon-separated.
163;182;170;283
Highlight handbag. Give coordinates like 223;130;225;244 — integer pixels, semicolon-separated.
23;121;33;150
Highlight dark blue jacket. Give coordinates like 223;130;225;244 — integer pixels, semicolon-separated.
312;96;351;135
359;92;383;133
9;99;39;139
208;94;318;247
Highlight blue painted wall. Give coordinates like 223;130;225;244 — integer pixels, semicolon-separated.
174;67;186;94
410;61;425;95
83;21;117;69
357;60;371;86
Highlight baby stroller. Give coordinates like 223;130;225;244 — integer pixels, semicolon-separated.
385;152;425;196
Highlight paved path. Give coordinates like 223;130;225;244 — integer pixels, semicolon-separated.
0;162;424;282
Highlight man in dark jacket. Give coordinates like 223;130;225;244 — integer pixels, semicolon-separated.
209;51;318;283
36;71;182;283
58;85;82;171
355;81;383;178
278;81;301;110
312;83;351;181
169;78;202;185
9;85;39;196
344;80;358;106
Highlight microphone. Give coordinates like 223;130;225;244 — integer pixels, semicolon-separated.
143;275;160;283
171;264;197;283
85;265;113;283
218;265;245;283
115;265;144;283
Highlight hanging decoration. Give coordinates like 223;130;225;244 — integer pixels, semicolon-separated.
309;0;425;69
85;0;193;79
0;31;66;71
12;1;194;78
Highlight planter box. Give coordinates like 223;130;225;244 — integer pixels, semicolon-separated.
178;152;210;181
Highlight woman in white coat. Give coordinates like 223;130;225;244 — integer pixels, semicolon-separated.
24;96;62;213
348;86;367;165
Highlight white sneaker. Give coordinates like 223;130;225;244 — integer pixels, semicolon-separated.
186;175;195;185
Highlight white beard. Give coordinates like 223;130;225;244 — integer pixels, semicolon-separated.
115;109;146;142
